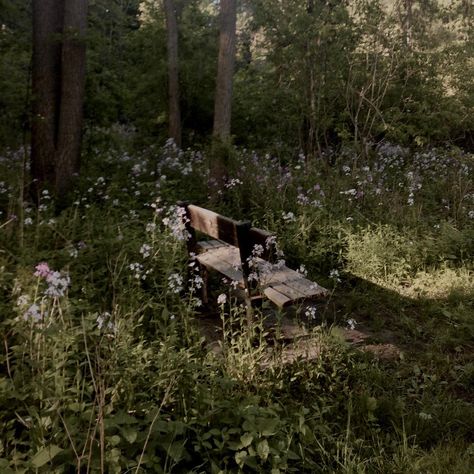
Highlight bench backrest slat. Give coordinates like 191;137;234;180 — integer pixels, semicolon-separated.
187;204;242;247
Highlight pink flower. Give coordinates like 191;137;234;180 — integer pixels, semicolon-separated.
34;262;51;278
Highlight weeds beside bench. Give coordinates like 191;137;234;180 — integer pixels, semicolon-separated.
181;203;328;311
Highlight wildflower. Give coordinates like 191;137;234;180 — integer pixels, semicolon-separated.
96;312;116;334
340;189;357;197
217;294;227;305
34;262;52;278
140;243;152;258
305;306;317;320
162;205;190;241
297;193;309;205
248;271;259;282
329;269;341;283
168;273;183;293
146;222;156;232
24;303;42;322
251;244;264;257
347;318;357;330
265;235;277;249
418;412;432;421
224;178;243;189
24;217;33;225
130;262;144;279
297;264;307;276
44;271;70;297
68;247;79;258
191;274;204;289
17;295;29;306
282;211;296;222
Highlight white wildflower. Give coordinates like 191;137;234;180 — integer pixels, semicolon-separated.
347;318;357;330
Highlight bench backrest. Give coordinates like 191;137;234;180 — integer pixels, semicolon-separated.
181;203;277;261
186;204;243;247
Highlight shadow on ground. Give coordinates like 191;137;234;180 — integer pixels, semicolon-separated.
195;272;474;367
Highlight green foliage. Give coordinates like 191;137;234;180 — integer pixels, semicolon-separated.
1;134;473;471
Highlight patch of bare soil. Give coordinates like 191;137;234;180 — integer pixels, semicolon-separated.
196;308;402;365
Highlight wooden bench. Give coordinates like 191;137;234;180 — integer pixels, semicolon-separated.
180;203;329;310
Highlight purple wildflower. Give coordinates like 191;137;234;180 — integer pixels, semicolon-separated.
34;262;52;278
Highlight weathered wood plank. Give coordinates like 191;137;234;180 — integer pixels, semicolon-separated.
263;287;292;307
197;239;228;250
196;247;244;284
256;263;303;286
197;240;214;250
269;283;306;301
188;205;240;246
281;276;329;298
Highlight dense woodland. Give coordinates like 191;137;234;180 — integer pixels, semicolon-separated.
0;0;473;472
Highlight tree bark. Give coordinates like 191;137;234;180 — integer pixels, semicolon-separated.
213;0;237;139
31;0;63;193
55;0;87;199
163;0;182;147
31;0;87;202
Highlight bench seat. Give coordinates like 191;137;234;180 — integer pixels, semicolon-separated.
196;239;329;308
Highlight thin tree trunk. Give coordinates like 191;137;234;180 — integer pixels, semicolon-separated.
31;0;63;196
163;0;182;147
55;0;87;200
213;0;237;139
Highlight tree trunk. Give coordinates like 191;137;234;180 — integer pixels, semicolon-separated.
56;0;87;200
31;0;87;203
31;0;63;195
213;0;237;139
163;0;182;147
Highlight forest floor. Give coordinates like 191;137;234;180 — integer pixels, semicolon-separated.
198;301;403;365
1;141;473;472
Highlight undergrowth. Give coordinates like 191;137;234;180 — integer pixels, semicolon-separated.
0;134;473;472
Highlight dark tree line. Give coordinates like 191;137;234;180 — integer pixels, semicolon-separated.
0;0;471;201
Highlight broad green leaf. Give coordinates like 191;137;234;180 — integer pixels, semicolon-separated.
240;432;253;448
121;427;138;444
257;439;270;461
167;441;185;463
257;417;279;436
366;397;377;412
30;445;63;468
235;450;247;467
